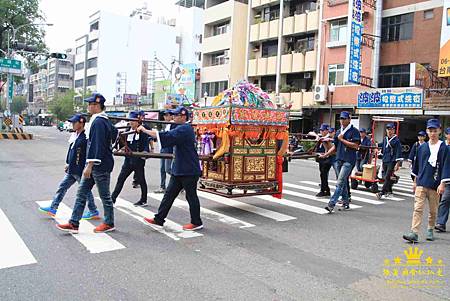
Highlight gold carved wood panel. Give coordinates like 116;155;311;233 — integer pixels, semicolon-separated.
233;156;243;180
244;157;266;173
267;156;276;179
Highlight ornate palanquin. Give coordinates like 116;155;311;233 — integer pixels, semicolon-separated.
193;105;289;197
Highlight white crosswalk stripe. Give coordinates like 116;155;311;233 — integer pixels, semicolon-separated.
301;180;403;202
280;189;362;209
0;209;37;270
36;201;126;254
198;191;296;222
289;182;384;205
113;197;203;240
328;180;414;198
148;193;255;228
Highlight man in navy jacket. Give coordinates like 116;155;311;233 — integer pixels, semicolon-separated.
403;119;448;242
56;93;115;234
111;111;149;207
435;129;450;233
138;106;203;231
356;128;372;172
376;123;403;199
39;114;98;219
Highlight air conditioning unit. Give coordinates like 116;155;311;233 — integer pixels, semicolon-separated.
314;85;327;103
304;72;312;79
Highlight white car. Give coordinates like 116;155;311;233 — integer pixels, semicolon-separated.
63;121;72;131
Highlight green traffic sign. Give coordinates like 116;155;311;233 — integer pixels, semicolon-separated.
8;74;13;103
0;58;22;69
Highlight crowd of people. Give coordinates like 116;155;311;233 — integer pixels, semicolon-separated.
37;94;450;242
315;111;450;242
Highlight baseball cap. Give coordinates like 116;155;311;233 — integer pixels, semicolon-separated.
417;130;426;137
68;114;86;123
83;93;106;104
445;127;450;134
171;106;189;116
386;123;395;129
128;111;140;119
319;123;329;131
339;111;350;119
359;128;367;133
426;118;441;129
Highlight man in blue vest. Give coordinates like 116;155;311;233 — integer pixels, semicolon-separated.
376;123;403;199
408;130;427;181
435;127;450;233
356;128;372;172
320;111;360;213
137;106;203;231
111;111;149;207
403;119;448;242
56;93;116;234
39;114;99;220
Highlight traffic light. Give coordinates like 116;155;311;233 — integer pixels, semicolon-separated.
49;53;67;59
13;42;38;52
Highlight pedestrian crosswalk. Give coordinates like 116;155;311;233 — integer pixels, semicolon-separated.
1;178;417;270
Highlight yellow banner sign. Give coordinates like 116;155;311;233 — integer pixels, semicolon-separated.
438;5;450;77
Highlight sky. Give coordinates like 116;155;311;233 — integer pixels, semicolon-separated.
39;0;177;52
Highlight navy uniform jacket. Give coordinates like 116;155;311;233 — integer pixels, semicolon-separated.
159;123;201;176
441;145;450;184
381;135;402;163
66;131;88;177
357;136;371;160
333;125;361;165
412;142;448;189
87;117;114;173
408;141;423;167
125;132;149;166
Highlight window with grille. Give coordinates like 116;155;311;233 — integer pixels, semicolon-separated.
378;64;410;88
381;13;413;42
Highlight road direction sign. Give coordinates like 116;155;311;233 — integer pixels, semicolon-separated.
0;58;22;75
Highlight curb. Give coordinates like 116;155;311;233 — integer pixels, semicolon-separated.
0;132;33;140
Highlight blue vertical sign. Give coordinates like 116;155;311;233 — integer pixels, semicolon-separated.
7;74;14;103
346;0;363;84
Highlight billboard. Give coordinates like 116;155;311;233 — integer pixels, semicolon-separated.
345;0;363;84
357;87;423;109
141;60;149;95
171;63;197;101
438;3;450;77
123;93;138;105
154;80;172;105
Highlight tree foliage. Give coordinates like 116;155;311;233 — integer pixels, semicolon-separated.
10;95;27;113
49;90;76;121
0;0;47;74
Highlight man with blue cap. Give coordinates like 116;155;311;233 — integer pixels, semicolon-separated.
138;106;203;231
316;123;333;197
356;128;372;172
39;114;99;220
408;130;427;181
111;111;150;207
403;119;448;242
376;123;403;199
56;93;116;234
320;111;360;212
154;108;177;193
435;126;450;233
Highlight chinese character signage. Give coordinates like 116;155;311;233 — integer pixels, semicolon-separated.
438;5;450;77
140;60;148;96
123;93;138;105
345;0;363;84
357;88;423;109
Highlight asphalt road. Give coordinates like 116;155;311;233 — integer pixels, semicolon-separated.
0;126;449;301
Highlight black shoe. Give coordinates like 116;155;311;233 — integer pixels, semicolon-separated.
112;197;116;204
133;200;148;207
435;224;446;233
376;192;383;200
316;191;330;197
324;206;334;213
342;204;350;211
132;183;140;189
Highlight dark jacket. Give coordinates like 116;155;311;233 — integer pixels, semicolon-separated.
412;142;448;189
381;135;402;163
66;131;88;176
125;132;149;165
87;117;114;173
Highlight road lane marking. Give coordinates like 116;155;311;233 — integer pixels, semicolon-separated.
148;193;255;229
113;197;203;240
299;181;390;203
0;209;37;270
279;188;362;209
327;180;412;200
252;194;329;214
36;201;126;254
197;191;296;222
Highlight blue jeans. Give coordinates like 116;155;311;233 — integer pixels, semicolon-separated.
70;170;114;227
159;158;173;189
436;184;450;226
329;160;354;207
51;173;96;212
331;158;339;179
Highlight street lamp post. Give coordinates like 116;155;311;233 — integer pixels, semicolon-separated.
7;23;53;56
328;84;335;126
203;92;208;107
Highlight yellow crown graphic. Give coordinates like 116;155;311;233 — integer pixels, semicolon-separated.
404;247;423;265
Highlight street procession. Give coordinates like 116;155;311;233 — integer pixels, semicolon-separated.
1;0;450;300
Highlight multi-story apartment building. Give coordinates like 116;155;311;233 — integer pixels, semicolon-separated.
246;0;320;125
200;0;249;102
74;10;179;105
46;51;74;100
29;68;48;103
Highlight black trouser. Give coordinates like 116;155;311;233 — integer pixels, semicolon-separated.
154;175;202;226
112;161;147;202
381;161;396;194
319;160;332;193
